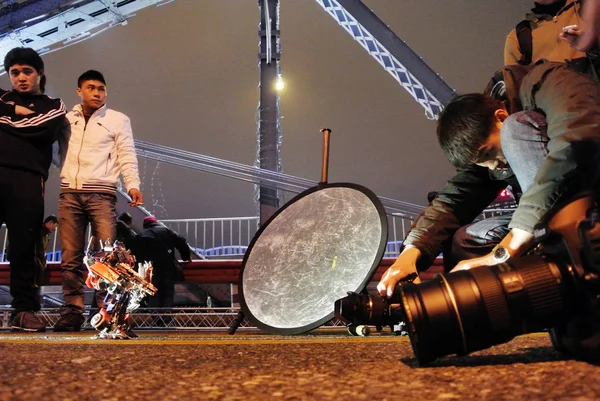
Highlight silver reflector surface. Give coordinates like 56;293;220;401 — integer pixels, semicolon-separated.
240;183;387;334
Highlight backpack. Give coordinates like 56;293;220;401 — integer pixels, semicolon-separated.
514;1;600;81
483;64;534;114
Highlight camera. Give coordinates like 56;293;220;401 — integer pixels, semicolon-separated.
335;194;600;365
335;272;417;333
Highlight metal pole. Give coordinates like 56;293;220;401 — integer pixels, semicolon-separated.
257;0;281;225
319;128;331;184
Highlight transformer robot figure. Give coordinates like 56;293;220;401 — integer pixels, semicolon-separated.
84;240;157;339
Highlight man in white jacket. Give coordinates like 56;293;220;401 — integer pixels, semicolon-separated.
55;70;143;332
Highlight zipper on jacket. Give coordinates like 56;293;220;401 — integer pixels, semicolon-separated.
105;153;111;175
74;118;87;188
74;109;98;188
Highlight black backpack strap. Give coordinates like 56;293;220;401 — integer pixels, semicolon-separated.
515;20;533;65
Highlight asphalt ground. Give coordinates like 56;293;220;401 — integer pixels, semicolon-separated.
0;330;598;401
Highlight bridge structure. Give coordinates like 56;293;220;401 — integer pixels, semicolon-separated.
0;0;458;220
0;0;458;329
0;0;455;117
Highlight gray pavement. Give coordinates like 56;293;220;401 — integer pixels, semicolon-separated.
0;330;598;401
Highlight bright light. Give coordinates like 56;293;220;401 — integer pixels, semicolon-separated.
275;74;284;91
23;14;47;24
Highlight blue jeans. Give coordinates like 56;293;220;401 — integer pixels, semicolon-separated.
500;111;549;194
450;110;548;264
58;192;116;315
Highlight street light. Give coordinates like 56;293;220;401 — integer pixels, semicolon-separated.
275;74;284;91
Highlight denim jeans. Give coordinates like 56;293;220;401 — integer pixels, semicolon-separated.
500;111;549;194
0;167;44;314
449;110;548;265
58;192;116;315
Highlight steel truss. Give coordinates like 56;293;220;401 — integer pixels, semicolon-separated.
135;139;424;218
314;0;456;118
0;0;456;119
0;0;174;63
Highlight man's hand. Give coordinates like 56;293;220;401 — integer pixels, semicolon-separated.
15;105;34;115
450;227;534;273
450;254;495;273
377;247;422;298
128;188;143;206
559;28;585;50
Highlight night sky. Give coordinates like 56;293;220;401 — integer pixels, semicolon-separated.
1;0;533;220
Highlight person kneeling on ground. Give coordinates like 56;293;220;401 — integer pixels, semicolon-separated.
378;60;600;360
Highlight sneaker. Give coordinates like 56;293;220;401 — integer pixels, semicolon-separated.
11;311;46;332
54;313;85;332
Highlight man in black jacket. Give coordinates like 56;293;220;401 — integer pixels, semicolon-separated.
378;61;600;294
131;216;191;307
0;47;66;331
378;61;600;360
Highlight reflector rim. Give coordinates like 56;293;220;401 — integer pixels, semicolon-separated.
238;182;388;335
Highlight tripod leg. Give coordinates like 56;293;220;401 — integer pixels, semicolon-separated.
228;311;245;335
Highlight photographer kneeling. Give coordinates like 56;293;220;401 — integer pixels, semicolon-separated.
377;60;600;360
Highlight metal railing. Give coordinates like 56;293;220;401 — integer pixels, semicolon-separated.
0;224;60;262
0;307;347;331
159;217;259;258
0;206;517;263
158;215;414;259
140;205;518;260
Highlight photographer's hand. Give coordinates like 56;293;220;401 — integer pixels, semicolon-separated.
450;254;496;272
377;246;422;298
450;228;534;272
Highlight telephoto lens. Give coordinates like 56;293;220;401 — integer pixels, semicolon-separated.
334;196;600;365
399;253;577;365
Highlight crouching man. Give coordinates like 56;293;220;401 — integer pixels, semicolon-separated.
378;61;600;359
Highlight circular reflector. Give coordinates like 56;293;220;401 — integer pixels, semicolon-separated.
239;183;387;334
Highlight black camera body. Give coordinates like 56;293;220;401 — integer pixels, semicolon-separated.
336;272;417;330
335;195;600;365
